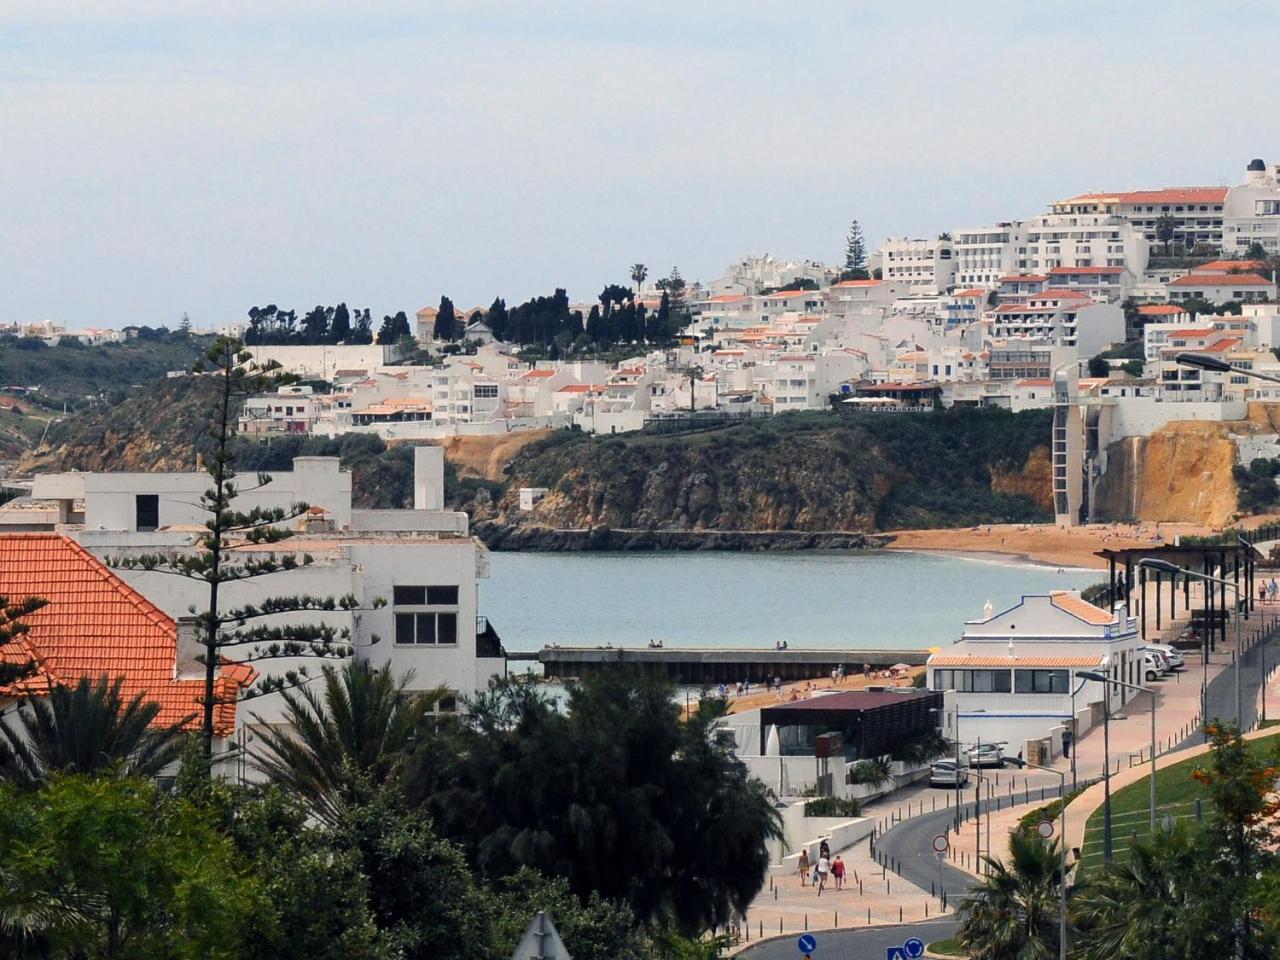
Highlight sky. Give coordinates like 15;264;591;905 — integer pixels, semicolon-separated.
5;0;1280;328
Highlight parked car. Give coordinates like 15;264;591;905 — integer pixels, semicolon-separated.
929;758;969;787
1147;642;1185;670
1143;651;1165;682
965;743;1005;768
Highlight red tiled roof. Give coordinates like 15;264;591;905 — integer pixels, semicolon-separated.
1137;304;1186;315
522;369;556;379
0;535;253;735
832;279;882;288
1201;337;1242;353
928;654;1105;668
1194;260;1268;273
1050;590;1114;625
1117;187;1227;205
1169;273;1273;287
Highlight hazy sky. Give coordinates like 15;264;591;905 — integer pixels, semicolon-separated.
5;1;1280;328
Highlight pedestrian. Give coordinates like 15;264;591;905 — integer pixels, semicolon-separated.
831;855;846;890
1261;584;1267;605
863;662;871;679
774;674;782;692
819;839;830;860
797;849;810;887
815;853;830;894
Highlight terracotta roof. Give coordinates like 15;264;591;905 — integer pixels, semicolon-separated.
0;535;253;735
706;295;749;303
1194;260;1268;273
928;654;1106;668
831;279;882;288
522;369;557;379
1049;591;1115;625
1169;273;1273;287
1117;187;1227;205
1137;304;1186;315
761;289;813;299
1048;266;1125;276
1201;337;1242;353
1015;378;1053;387
1164;326;1219;337
952;288;988;297
999;275;1049;283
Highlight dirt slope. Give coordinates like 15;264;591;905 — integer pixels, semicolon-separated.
440;431;551;481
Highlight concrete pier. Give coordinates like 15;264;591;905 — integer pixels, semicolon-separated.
514;646;931;684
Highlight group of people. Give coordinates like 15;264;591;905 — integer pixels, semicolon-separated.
1259;579;1280;604
796;840;846;895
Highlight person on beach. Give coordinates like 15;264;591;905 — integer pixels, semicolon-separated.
815;853;830;894
797;849;810;887
831;855;846;890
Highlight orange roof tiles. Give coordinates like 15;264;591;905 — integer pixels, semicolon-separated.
832;279;882;287
1195;260;1268;273
1049;591;1115;625
1169;273;1273;287
929;654;1106;668
953;288;988;297
0;534;253;735
1201;337;1242;353
522;369;557;379
1117;187;1227;205
1137;304;1187;315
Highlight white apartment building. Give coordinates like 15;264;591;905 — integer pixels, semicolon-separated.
6;450;506;735
954;214;1148;290
825;278;903;319
928;591;1144;755
1045;265;1133;302
756;289;824;322
991;291;1123;356
706;254;833;296
954;225;1021;287
770;350;867;412
239;385;324;436
878;237;957;295
1167;271;1277;305
1052;188;1227;252
693;294;757;331
1222;159;1280;255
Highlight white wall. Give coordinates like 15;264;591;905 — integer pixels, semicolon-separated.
247;344;398;380
1110;397;1247;438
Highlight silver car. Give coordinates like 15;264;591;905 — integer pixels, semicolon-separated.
929;758;969;787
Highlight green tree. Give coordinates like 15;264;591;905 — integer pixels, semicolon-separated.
1245;241;1268;261
1121;359;1145;377
330;303;352;344
683;363;704;412
1155;214;1177;255
630;263;648;293
0;776;263;959
435;297;458;342
251;660;444;826
377;311;411;345
1087;354;1110;378
113;337;360;770
0;594;46;686
844;219;867;272
0;676;190;787
956;831;1068;960
488;868;651;960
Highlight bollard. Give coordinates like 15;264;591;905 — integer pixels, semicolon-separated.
780;918;783;934
899;906;903;923
925;902;929;918
835;911;838;927
760;921;763;940
859;879;863;895
931;880;935;896
867;908;871;925
804;915;808;931
774;887;778;900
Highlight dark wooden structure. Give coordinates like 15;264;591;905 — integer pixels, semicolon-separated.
1095;540;1262;652
758;689;942;759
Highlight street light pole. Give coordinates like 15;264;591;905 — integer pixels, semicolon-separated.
1023;761;1068;960
1080;670;1158;837
1074;668;1114;862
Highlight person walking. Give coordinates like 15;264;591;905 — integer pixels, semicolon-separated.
815;853;830;894
831;854;846;891
797;849;810;887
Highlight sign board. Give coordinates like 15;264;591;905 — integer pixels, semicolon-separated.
886;948;908;960
931;834;949;854
1037;820;1055;839
797;933;817;954
511;912;572;960
904;938;926;958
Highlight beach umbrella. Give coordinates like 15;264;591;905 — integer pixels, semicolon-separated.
765;724;781;757
891;663;911;673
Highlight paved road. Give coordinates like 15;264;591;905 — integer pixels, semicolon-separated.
738;919;956;960
1178;633;1280;749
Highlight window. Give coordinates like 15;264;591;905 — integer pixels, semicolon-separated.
932;669;1011;693
136;494;159;532
1014;669;1069;693
393;584;460;645
474;384;498;399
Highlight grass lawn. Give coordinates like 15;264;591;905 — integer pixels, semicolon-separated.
1078;728;1280;871
927;937;965;957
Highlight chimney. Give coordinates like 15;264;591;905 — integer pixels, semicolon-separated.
175;616;204;679
414;445;445;511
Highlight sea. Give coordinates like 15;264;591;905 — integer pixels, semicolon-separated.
482;549;1098;654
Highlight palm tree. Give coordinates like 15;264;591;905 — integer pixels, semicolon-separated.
251;660;443;825
0;676;190;787
956;831;1068;960
630;263;648;294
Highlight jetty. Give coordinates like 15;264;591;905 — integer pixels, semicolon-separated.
509;646;932;684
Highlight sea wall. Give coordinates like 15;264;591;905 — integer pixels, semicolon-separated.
474;522;891;552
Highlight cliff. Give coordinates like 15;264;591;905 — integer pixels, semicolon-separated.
484;409;1056;536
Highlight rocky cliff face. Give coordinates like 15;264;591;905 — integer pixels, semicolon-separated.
488;411;1055;536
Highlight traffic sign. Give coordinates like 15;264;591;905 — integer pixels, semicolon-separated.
1037;820;1055;839
886;948;908;960
797;933;817;954
904;938;925;958
931;833;949;854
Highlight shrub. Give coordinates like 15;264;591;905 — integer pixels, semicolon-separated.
803;796;861;818
848;757;892;787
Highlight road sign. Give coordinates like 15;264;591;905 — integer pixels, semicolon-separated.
931;833;949;853
1037;820;1055;839
797;933;817;954
904;938;925;958
886;948;908;960
511;911;571;960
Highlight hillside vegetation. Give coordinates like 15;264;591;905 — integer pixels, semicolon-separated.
491;409;1055;533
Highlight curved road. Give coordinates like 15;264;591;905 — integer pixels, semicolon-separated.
738;919;956;960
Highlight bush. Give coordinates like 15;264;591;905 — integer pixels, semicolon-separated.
848;758;892;787
803;796;861;818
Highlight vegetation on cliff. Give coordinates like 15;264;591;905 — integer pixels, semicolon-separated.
497;409;1055;532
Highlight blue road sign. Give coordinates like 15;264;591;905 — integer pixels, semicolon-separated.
797;933;817;953
886;948;908;960
904;938;925;958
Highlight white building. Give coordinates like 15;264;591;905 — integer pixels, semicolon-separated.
1167;271;1277;305
990;291;1123;356
1222;158;1280;255
706;255;833;297
927;591;1144;755
878;237;957;295
1051;187;1228;253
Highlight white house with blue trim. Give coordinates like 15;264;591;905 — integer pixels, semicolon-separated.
927;591;1145;760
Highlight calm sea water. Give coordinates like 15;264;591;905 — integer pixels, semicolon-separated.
482;550;1098;653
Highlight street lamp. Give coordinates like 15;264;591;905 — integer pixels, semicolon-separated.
1139;554;1247;728
1077;669;1157;837
930;706;964;832
1176;350;1280;386
1075;670;1114;862
1022;760;1068;960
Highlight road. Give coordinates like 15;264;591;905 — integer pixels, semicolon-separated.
1178;633;1280;748
737;919;956;960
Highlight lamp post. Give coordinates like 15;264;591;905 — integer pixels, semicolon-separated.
1139;555;1246;728
1022;760;1068;960
1068;675;1087;793
1078;669;1158;837
1075;669;1114;862
930;705;963;832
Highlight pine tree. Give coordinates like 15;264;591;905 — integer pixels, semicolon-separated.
0;594;47;687
845;220;867;272
113;338;370;769
485;297;508;341
435;297;458;342
330;303;352;344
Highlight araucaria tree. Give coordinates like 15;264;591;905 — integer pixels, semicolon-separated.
0;593;47;686
113;338;366;769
